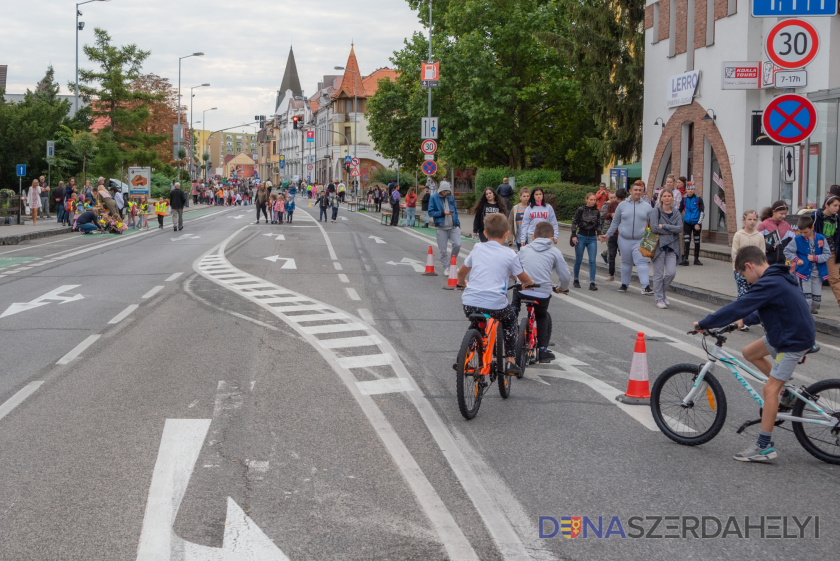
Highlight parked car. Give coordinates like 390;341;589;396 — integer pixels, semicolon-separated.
109;179;130;196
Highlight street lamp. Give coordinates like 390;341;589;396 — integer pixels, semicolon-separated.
177;52;204;179
335;65;359;195
202;107;217;180
75;0;111;115
189;83;210;179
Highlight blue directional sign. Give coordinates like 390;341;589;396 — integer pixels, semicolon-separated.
752;0;837;17
344;155;352;164
16;164;26;177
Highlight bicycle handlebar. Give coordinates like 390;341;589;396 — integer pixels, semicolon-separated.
688;323;739;337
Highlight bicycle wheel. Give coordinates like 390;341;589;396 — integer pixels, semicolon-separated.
456;329;484;419
792;379;840;465
498;323;513;398
650;364;727;445
515;319;531;379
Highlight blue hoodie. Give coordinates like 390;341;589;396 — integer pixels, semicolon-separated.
427;193;460;228
697;265;815;352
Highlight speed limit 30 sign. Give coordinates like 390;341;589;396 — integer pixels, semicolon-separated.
421;139;437;155
765;19;820;69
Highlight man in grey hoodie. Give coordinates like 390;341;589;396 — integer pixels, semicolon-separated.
514;222;571;362
600;181;654;294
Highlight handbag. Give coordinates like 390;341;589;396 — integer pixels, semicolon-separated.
639;211;660;259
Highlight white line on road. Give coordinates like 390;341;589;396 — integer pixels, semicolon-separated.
337;354;394;369
333;262;343;271
108;304;139;324
57;335;101;365
317;335;381;349
357;378;414;395
142;286;165;299
0;382;44;422
337;273;349;283
346;287;361;301
165;272;183;282
357;308;375;325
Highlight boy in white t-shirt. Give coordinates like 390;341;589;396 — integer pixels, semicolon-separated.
457;213;534;375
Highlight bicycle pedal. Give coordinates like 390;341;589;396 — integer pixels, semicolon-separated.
736;418;761;434
452;363;458;371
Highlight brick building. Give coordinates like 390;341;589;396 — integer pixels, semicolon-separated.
642;1;840;243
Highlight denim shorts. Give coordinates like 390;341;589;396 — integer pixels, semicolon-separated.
763;336;808;382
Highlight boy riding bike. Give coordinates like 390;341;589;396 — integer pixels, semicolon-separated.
694;245;816;462
513;221;571;363
457;213;534;376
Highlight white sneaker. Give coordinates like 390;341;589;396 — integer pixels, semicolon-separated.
664;297;671;306
656;300;667;309
607;275;615;282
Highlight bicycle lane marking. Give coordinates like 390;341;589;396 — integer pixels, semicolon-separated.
295;206;553;561
194;220;552;561
193;226;479;561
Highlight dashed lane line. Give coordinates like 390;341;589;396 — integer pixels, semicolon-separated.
0;382;44;423
108;304;139;325
56;335;101;365
142;286;165;299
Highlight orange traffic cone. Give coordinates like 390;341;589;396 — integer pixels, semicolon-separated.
443;256;459;290
423;245;438;276
616;332;651;405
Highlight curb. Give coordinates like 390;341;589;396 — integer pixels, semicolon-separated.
559;252;840;339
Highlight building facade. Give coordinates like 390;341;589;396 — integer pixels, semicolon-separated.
642;2;840;243
194;129;258;178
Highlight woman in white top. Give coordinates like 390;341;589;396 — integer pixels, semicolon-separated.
27;179;41;225
518;188;559;245
731;210;764;299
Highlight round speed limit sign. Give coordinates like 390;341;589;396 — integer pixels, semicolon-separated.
421;139;437;155
765;19;819;70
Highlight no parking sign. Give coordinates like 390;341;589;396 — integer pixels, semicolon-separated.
762;94;817;145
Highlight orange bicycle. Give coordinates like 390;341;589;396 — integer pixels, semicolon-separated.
454;310;511;420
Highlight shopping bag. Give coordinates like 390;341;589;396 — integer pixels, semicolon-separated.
639;227;659;259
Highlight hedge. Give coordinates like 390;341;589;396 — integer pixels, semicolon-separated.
475;167;564;192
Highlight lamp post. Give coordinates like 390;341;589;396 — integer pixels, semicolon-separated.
75;0;111;115
178;52;204;180
189;83;210;180
334;65;359;195
202;107;217;179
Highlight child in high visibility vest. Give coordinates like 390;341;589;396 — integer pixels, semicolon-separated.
73;193;86;228
126;200;137;229
138;195;150;230
154;199;169;229
66;193;79;229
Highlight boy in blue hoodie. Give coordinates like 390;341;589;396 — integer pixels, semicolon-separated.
694;245;815;463
784;215;830;314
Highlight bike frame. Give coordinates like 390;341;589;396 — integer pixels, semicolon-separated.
524;304;537;351
465;315;500;377
685;344;839;427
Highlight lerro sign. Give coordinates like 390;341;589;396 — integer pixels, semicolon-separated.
667;70;701;108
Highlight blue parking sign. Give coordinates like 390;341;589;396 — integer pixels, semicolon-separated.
16;164;26;177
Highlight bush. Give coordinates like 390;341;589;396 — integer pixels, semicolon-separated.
524;182;593;221
475;167;564;193
369;168;413;192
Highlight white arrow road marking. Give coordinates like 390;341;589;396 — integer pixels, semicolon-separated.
263;256;296;269
262;233;286;240
1;285;84;318
339;217;348;221
368;235;386;244
171;233;201;241
136;419;289;561
536;354;658;431
385;258;425;273
230;214;246;219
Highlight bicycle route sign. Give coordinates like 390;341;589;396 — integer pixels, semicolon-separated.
421;161;437;176
765;19;820;70
762;94;817;145
752;0;837;16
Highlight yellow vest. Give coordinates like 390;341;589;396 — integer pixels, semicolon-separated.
154;201;168;215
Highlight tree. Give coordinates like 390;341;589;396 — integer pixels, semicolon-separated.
69;129;98;181
368;0;600;181
132;74;179;165
72;28;167;178
35;65;61;103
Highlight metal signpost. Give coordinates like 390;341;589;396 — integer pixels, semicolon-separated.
16;164;26;222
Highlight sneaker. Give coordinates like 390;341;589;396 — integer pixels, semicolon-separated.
589;283;598;291
503;361;523;376
618;284;628;293
573;279;581;289
538;349;556;363
740;325;750;332
733;443;778;462
656;300;667;309
607;275;615;283
641;286;654;296
664;297;670;306
600;251;608;264
694;259;703;266
811;309;819;315
679;259;689;266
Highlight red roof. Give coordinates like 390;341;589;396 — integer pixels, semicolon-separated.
362;68;398;96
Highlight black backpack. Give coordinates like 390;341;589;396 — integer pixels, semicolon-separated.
764;230;792;265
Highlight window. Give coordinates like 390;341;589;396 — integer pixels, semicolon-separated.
707;0;715;46
668;0;676;57
728;0;737;16
653;2;660;44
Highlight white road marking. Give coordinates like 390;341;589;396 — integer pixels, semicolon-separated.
264;256;297;269
299;322;369;334
108;304;139;324
0;382;44;422
333;262;343;271
57;334;101;365
136;419;288;560
0;285;84;318
287;312;348;323
357;378;414;395
142;286;165;299
357;308;375;325
337;354;394;369
269;304;324;312
661;413;697;433
386;258;426;273
346;288;361;301
369;235;386;244
165;272;183;282
663;295;717;313
337;274;349;283
317;335;381;349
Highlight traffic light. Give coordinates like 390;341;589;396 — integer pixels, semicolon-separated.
254;115;266;129
292;116;301;129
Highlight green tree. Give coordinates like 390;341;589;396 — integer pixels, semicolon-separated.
72;28;167;178
70;129;98;182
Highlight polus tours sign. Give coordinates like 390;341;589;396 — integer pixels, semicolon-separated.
667;70;701;108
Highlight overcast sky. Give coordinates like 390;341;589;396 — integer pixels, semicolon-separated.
3;0;424;133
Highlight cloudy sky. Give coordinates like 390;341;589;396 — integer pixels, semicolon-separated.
3;0;424;132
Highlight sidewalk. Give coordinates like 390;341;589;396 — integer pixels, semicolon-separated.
356;203;840;337
0;203;216;245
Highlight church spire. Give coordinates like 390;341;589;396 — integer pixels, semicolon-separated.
279;46;303;100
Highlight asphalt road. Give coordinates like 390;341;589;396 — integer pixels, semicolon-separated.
0;201;838;560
